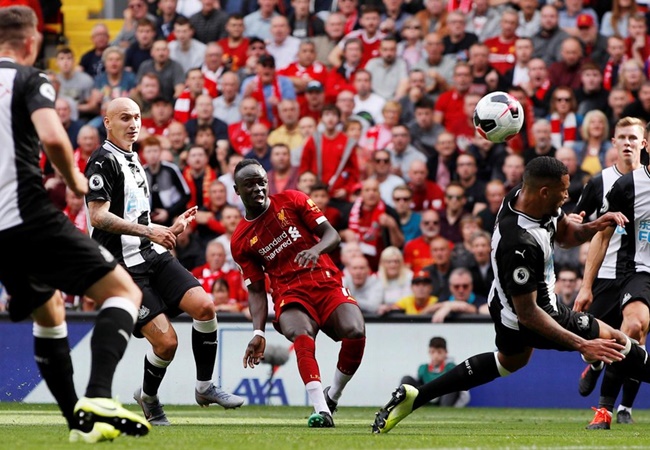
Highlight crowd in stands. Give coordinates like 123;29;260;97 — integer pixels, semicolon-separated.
1;0;643;320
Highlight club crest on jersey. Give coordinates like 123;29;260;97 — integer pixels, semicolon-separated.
577;314;590;330
513;267;530;285
250;236;259;247
89;174;104;191
307;198;321;213
138;305;150;320
277;209;290;228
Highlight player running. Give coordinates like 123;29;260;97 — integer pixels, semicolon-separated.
232;159;366;428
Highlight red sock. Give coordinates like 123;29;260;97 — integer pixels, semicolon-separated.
294;334;321;385
337;337;365;375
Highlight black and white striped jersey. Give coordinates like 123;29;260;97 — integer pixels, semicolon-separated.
489;188;561;331
0;58;58;232
601;166;650;276
574;165;625;279
85;140;166;267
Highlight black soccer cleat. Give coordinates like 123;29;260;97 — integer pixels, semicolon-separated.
616;410;634;424
578;364;603;397
323;386;338;414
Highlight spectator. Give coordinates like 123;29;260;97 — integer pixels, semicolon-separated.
296;169;317;195
278;41;328;108
407;160;445;212
174;68;207;123
412;32;456;90
372;149;406;208
125;18;156;73
213;204;243;270
243;0;279;41
167;120;191;167
218;14;249;72
184;94;229;147
79;23;110;78
210;278;244;312
336;0;359;35
325;38;362;104
54;97;83;148
398;337;470;406
113;0;157;48
443;11;478;62
131;72;161;118
267;143;299;194
532;5;569;66
194;125;220;169
194;179;229;245
575;63;608;117
618;59;646;98
403;209;441;272
555;266;581;308
407;98;444;157
266;16;301;70
450;215;481;269
343;255;384;314
503;38;533;89
548;37;585;91
213;71;241;125
379;269;438;315
169;16;207;73
191;240;247;307
201;43;227;98
422;235;453;299
55;47;95;119
155;0;185;39
465;0;500;42
574;110;611;175
500;153;525;193
359;102;401;160
312;12;345;67
183;146;218;210
455;153;487;215
243;123;272;170
300;105;360;200
380;0;412;35
415;0;447;37
377;245;414;307
309;182;342;230
548;86;582;150
189;0;227;44
340;178;404;271
424;267;488;322
439;182;466;244
465;134;508;184
392;185;421;242
466;44;501;98
352;69;385;124
454;93;482;150
73;125;100;174
335;5;386;68
388;124;427;180
555;146;590;213
558;0;598;36
602;36;627;92
267;99;303;156
523;119;555;164
575;14;608;67
236;37;267;82
482;9;519;76
521;58;552;117
141;97;174;137
301;81;327;122
516;0;541;38
92;46;137;105
476;180;505;233
218;153;245;213
467;230;494;298
621;80;650;123
396;69;431;125
137;39;186;101
601;0;636;38
62;188;87;234
397;18;424;71
142;135;191;226
426;131;459;190
433;62;472;134
288;0;325;39
365;36;408;101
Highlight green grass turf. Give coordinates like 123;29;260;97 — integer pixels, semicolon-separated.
2;403;650;449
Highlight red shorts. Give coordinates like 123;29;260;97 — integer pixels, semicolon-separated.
272;278;359;330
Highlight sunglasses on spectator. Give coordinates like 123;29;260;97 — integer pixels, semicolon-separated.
451;283;470;289
393;196;412;202
374;158;390;163
555;97;571;102
446;194;463;200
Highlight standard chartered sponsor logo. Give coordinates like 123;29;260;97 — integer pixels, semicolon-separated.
258;228;302;261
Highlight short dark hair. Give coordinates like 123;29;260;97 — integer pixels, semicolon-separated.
0;6;37;46
429;337;447;350
56;46;74;57
228;13;244;21
414;98;434;111
174;16;192;28
234;158;263;177
321;104;341;119
310;182;330;195
523;156;568;188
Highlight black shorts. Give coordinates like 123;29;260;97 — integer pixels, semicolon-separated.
619;272;650;310
0;212;117;322
490;300;600;356
588;278;623;329
128;248;200;337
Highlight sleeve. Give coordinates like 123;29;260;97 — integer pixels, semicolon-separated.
298;136;316;174
497;239;543;297
167;164;191;217
231;235;266;287
600;176;628;216
23;71;56;114
289;190;329;231
84;152;120;204
573;176;600;219
172;63;186;86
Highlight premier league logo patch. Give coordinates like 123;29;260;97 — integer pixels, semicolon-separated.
89;174;104;191
513;267;530;285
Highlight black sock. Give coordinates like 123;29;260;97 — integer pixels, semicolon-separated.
598;365;621;411
85;308;134;398
34;336;78;429
413;353;501;410
621;377;641;408
614;343;650;383
143;354;168;397
192;326;217;382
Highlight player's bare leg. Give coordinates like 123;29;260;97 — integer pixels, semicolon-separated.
279;305;333;427
321;303;366;413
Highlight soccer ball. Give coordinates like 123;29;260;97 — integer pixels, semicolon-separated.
473;91;524;143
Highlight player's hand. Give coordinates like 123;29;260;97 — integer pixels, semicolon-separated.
243;335;266;368
148;226;177;249
67;169;89;196
294;248;320;268
579;338;625;365
567;211;585;224
591;211;627;231
573;286;593;312
171;206;197;235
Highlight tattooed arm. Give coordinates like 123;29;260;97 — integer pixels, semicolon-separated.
555;211;627;248
87;200;177;249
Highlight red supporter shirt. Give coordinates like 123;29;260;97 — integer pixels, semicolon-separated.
173;90;198;123
403;236;434;273
299;132;359;196
191;264;248;305
231;190;342;302
341;30;385;67
434;90;466;134
228;121;252;154
141;118;172;137
218;38;249;72
409;181;445;212
483;36;517;75
278;61;328;108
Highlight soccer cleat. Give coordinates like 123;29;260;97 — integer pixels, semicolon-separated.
195;384;244;409
371;384;418;434
586;407;612;430
578;364;603;397
323;386;338;414
616;409;634;424
307;411;335;428
69;422;121;443
74;396;151;437
134;387;171;426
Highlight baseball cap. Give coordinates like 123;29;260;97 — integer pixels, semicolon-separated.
412;270;433;284
306;80;324;93
576;14;594;29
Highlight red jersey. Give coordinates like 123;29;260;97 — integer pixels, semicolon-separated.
141;117;172;137
278;61;328;108
483;36;517;75
231;190;341;302
218;37;249;72
434;89;466;135
403;236;434;273
173;89;199;123
409;181;445;212
191;263;248;305
324;66;357;104
341;30;386;68
229;121;252;154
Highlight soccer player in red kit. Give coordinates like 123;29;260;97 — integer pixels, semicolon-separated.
232;159;366;428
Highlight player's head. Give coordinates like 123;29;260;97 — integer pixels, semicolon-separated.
0;6;39;65
104;98;142;151
612;116;646;169
522;156;569;216
428;337;448;365
233;159;269;216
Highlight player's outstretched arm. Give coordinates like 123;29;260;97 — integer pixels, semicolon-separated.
294;221;341;268
556;211;627;248
573;228;615;312
243;280;268;369
87;200;177;249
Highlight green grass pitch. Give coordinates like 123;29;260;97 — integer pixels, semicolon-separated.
2;403;650;449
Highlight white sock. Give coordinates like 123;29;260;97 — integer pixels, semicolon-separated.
328;369;352;402
306;381;329;413
196;380;212;393
591;361;604;371
617;405;632;414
